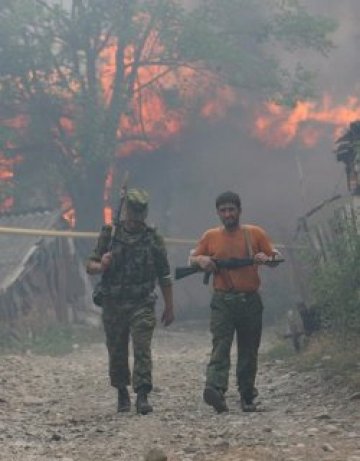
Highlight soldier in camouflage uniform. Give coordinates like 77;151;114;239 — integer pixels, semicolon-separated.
190;191;281;413
86;188;174;415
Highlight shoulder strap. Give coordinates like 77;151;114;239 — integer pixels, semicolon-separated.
243;225;253;258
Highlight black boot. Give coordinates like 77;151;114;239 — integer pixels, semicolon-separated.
240;391;257;412
136;389;153;415
203;386;229;414
117;387;131;412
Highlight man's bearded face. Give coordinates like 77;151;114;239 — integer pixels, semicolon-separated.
217;202;240;230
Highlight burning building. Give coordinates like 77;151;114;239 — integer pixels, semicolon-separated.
295;120;360;260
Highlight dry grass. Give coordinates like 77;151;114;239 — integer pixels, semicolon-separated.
266;333;360;390
296;334;360;388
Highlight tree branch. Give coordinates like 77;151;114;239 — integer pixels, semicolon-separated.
126;16;157;97
135;75;155;148
133;67;174;94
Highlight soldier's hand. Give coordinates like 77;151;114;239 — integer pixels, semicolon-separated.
266;249;283;267
100;252;112;272
272;249;283;260
254;250;283;266
161;306;174;327
195;256;217;272
254;252;271;264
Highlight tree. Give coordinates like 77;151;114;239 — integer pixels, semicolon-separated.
311;225;360;339
0;0;336;229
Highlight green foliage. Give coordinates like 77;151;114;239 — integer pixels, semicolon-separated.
0;1;54;77
272;0;336;55
310;226;360;338
0;125;16;203
275;64;317;107
189;0;336;96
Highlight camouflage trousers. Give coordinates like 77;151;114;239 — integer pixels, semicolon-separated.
102;296;156;393
206;290;263;399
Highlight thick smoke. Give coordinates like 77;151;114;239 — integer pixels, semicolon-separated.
117;1;359;318
302;0;360;97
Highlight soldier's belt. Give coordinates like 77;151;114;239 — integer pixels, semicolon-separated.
213;290;257;301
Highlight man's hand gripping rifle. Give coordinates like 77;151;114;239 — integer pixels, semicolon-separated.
175;256;284;285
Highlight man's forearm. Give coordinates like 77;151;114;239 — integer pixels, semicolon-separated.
159;284;174;310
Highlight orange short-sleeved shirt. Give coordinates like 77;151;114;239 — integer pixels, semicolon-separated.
193;225;274;292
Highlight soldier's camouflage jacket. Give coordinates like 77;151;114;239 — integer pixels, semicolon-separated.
88;223;172;302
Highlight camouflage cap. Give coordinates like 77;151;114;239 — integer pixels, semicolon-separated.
126;188;149;211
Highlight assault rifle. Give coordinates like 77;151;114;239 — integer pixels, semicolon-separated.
92;171;129;306
175;257;284;285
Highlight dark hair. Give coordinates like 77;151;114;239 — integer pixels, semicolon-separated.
215;191;241;210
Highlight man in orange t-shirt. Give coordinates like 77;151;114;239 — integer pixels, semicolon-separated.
190;191;281;413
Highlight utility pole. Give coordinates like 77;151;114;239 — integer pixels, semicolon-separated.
295;154;307;215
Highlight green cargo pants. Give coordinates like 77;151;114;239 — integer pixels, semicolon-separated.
206;290;263;399
102;297;156;393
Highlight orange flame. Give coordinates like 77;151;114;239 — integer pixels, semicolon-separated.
0;116;27;211
60;195;75;228
0;153;22;212
103;168;114;224
201;87;236;118
100;41;233;157
100;40;184;157
254;95;360;148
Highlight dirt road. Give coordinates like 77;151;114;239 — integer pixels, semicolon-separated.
0;325;359;461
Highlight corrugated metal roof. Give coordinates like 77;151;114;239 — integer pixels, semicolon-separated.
0;209;63;290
